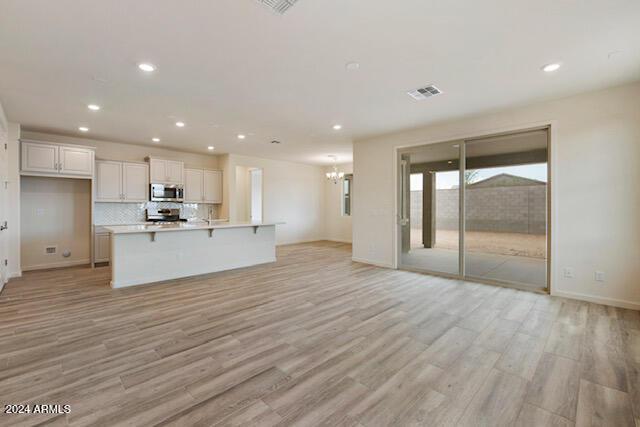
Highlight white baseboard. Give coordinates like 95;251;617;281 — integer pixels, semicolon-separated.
22;259;91;272
351;256;395;269
552;289;640;310
9;270;22;279
325;238;352;244
0;282;4;294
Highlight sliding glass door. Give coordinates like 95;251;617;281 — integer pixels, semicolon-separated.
399;141;461;276
399;128;549;291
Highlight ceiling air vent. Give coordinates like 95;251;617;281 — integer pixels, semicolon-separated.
257;0;300;14
407;85;443;101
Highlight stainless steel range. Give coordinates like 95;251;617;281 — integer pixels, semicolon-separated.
146;208;185;224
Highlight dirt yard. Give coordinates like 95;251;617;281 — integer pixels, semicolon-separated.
411;228;546;259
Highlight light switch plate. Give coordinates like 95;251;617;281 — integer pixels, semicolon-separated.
563;267;575;279
595;271;605;282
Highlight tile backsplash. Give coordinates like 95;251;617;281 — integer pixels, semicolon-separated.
94;202;217;225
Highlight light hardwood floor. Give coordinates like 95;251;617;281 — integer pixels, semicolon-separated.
0;241;638;426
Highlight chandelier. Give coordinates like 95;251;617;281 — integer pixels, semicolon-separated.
326;155;344;184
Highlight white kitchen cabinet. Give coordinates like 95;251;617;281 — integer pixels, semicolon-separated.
21;140;94;177
184;168;222;203
96;160;148;202
94;232;110;263
184;168;204;202
60;146;94;176
123;163;149;202
21;141;58;173
149;158;184;184
166;160;183;184
96;161;123;202
203;170;223;203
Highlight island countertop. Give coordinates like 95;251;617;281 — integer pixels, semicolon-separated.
103;221;284;235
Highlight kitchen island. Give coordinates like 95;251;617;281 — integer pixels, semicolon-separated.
104;221;283;288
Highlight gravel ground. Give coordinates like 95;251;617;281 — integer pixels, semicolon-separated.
411;228;546;259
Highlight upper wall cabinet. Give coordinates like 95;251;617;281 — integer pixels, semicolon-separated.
184;168;223;204
96;160;149;202
123;162;149;202
21;140;95;178
149;158;184;185
59;146;94;176
184;168;204;203
203;170;223;204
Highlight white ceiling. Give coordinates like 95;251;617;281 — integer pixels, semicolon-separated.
0;0;638;165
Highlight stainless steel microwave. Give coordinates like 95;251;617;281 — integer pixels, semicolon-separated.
150;183;184;202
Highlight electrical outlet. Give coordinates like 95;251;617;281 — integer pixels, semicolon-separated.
595;271;605;282
563;267;575;279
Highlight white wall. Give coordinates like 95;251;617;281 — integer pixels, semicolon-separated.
21;176;91;270
223;153;325;245
324;163;353;243
353;81;640;309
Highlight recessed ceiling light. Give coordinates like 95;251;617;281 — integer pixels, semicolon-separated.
345;62;360;71
207;146;215;150
87;104;101;111
138;63;156;72
175;121;185;127
542;63;561;72
78;126;89;132
152;137;160;143
333;124;342;130
237;134;246;140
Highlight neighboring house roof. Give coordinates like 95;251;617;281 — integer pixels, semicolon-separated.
468;173;545;188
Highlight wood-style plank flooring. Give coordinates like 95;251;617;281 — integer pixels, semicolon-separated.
0;241;639;426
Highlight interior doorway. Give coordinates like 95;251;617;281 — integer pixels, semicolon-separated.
398;127;550;291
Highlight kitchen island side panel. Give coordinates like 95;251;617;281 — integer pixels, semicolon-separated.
110;225;276;288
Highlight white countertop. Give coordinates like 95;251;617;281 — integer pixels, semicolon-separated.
103;221;284;235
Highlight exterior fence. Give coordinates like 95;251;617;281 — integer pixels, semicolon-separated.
410;185;546;235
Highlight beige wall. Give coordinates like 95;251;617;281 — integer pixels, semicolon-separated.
353;81;640;309
21;131;220;170
234;166;251;222
224;153;325;245
21;176;91;270
323;163;353;243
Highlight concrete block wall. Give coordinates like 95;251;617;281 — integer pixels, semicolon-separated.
410;185;546;234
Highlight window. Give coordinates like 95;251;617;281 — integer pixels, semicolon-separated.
342;174;353;216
